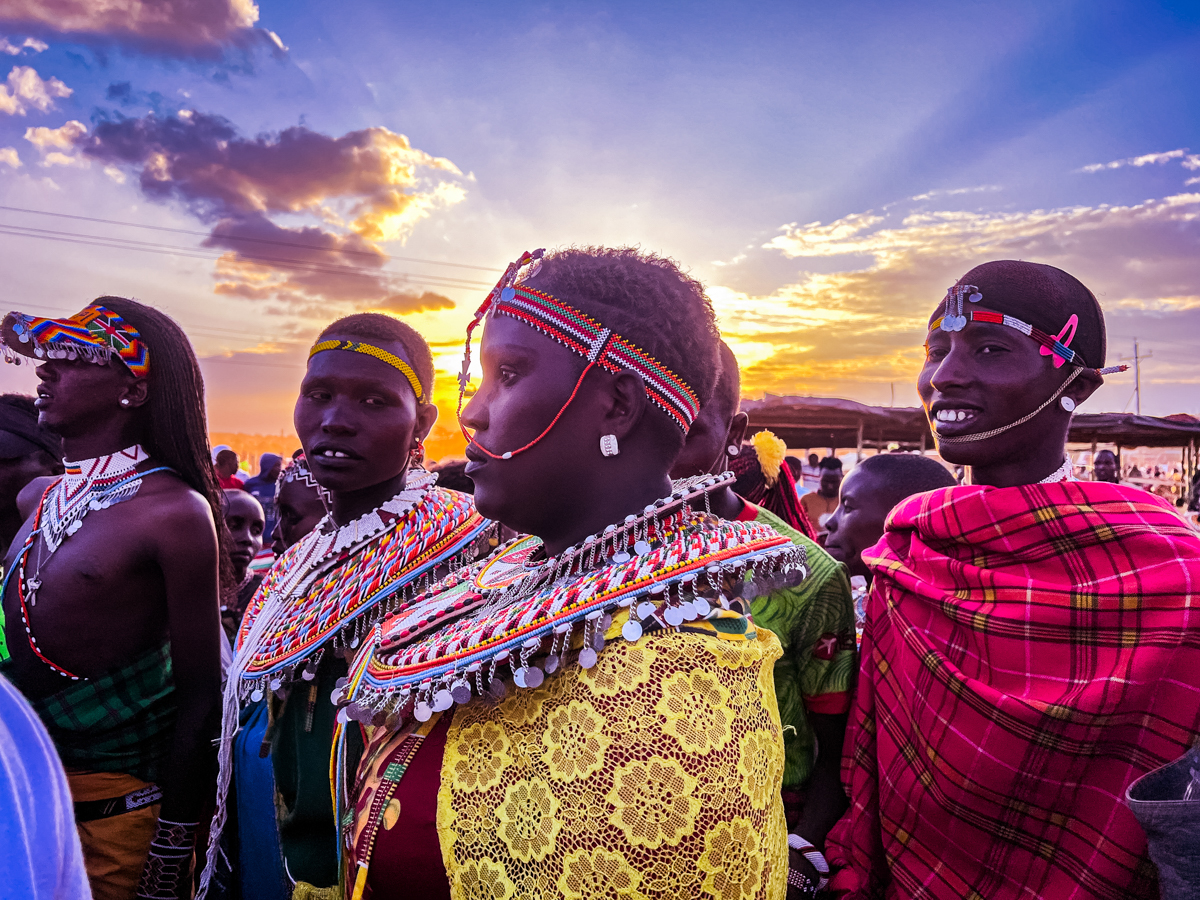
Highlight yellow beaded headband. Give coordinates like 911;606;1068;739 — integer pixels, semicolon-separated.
308;339;426;404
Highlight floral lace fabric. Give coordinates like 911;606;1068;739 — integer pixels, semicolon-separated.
434;620;788;900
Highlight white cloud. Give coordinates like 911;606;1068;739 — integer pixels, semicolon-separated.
726;192;1200;398
24;120;86;150
0;37;49;55
42;150;88;167
0;146;20;168
0;66;71;116
1079;148;1187;174
910;185;1002;201
103;165;126;183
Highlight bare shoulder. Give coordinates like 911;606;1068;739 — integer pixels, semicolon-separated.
16;476;58;520
134;468;218;534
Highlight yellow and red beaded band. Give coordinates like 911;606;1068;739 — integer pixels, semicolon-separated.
308;339;425;403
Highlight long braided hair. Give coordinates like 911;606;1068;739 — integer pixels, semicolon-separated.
96;296;234;602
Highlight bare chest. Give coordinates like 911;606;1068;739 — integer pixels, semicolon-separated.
3;500;166;695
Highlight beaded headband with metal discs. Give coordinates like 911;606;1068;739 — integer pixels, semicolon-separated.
929;283;1127;375
457;249;702;460
928;283;1127;444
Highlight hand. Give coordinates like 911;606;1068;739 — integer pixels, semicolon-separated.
787;846;822;899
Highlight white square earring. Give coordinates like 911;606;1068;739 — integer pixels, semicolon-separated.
600;434;619;457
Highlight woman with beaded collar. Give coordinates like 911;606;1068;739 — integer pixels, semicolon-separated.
335;248;804;899
199;314;494;900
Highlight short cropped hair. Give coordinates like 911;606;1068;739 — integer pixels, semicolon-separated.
857;453;957;506
524;247;720;449
318;313;435;404
819;456;843;471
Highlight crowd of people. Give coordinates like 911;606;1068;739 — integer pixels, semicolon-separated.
0;252;1197;900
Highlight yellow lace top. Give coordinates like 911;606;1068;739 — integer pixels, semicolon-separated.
434;617;788;900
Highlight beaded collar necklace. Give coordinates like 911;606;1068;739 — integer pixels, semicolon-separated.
43;444;150;552
457;249;701;460
1037;457;1077;484
233;470;494;696
335;472;807;728
0;445;170;674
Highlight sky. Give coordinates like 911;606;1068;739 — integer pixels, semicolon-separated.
0;0;1197;458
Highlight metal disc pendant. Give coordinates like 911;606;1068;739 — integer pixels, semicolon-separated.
692;598;712;618
578;647;598;668
622;619;643;642
432;689;454;712
633;540;652;556
251;688;264;703
523;666;544;688
414;701;433;722
543;655;560;673
451;681;473;704
664;605;685;627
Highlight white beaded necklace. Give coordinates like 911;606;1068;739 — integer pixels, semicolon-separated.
41;444;150;552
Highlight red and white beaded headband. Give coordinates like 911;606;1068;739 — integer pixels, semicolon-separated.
457;249;702;460
929;283;1127;376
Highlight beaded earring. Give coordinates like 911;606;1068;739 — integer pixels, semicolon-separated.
600;434;619;457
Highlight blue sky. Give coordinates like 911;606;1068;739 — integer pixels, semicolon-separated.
0;0;1197;442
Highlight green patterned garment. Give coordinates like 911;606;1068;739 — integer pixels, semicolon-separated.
29;641;177;783
747;504;857;788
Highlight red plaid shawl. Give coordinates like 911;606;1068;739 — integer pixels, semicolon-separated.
827;482;1200;899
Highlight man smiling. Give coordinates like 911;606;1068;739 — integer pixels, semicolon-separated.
828;261;1200;899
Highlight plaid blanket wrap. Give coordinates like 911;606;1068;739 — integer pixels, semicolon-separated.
32;641;177;784
827;482;1200;900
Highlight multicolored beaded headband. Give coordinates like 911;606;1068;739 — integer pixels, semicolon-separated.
1;303;150;376
929;284;1127;377
308;339;425;404
457;249;702;460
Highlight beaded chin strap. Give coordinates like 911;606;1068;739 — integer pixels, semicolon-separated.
928;284;1128;445
456;249;702;460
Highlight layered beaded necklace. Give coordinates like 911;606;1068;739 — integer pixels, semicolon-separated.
202;471;493;894
0;445;169;675
42;444;151;552
232;469;493;699
336;472;808;728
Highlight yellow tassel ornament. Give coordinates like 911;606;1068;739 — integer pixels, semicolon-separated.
750;430;787;487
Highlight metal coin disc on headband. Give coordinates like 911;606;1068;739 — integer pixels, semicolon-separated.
929;282;1128;445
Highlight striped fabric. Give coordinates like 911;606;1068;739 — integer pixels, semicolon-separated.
827;482;1200;900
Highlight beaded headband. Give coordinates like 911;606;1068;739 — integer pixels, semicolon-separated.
275;453;331;506
1;303;150;376
457;249;701;460
308;339;425;404
928;284;1127;377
